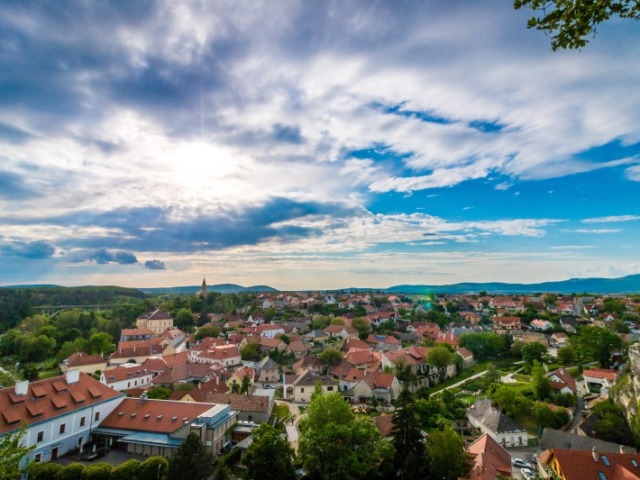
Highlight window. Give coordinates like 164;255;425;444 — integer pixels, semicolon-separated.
80;416;86;427
37;431;44;443
34;454;41;463
602;456;610;467
632;459;638;468
59;424;66;434
327;386;333;391
598;473;607;480
94;411;100;421
300;388;305;393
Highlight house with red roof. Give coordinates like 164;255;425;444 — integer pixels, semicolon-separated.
100;364;154;392
136;309;174;334
94;398;237;458
583;368;620;394
492;316;522;332
462;433;512;480
547;368;577;395
60;352;107;375
366;333;402;352
323;324;359;339
189;344;241;367
0;370;124;466
348;372;401;405
540;448;640;480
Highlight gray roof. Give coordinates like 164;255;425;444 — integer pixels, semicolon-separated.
468;397;526;434
539;428;635;453
258;356;279;370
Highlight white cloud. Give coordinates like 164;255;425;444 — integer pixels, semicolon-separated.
582;215;640;223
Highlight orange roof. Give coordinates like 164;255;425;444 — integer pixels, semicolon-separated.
103;365;151;383
545;449;640;480
100;398;215;433
0;373;122;435
464;433;512;480
584;368;619;381
65;352;105;367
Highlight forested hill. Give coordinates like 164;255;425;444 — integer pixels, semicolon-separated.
0;286;147;331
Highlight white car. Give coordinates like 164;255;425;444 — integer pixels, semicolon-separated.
512;458;531;469
521;467;535;480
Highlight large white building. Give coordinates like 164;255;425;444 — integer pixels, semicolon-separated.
0;370;124;466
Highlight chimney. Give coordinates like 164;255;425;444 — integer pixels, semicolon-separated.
592;447;599;462
66;369;80;384
14;380;29;396
620;445;626;454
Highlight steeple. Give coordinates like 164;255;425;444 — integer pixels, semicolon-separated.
200;277;207;298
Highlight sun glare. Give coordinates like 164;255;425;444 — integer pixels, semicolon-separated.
172;141;236;188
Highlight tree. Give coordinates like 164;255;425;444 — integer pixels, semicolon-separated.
484;363;502;387
427;345;456;383
195;325;221;340
212;461;231;480
490;386;532;418
26;462;62;480
298;392;392;480
86;332;115;356
319;347;343;366
168;432;214;480
351;317;371;339
137;456;168;480
521;342;548;365
391;389;430;480
241;343;260;361
57;463;87;480
244;424;296;480
514;0;640;50
459;332;506;361
109;459;140;480
531;361;551;400
311;315;330;331
573;326;623;367
557;345;576;365
174;308;195;329
429;426;471;480
0;427;34;480
82;462;113;480
146;386;172;400
240;374;251;394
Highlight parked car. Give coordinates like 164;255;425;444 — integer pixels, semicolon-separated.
521;467;535;480
512;458;531;469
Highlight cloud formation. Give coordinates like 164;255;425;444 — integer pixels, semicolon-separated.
0;1;639;287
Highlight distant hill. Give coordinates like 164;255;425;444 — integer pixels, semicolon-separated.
386;273;640;295
139;284;278;295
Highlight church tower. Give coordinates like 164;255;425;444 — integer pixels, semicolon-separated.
200;277;207;298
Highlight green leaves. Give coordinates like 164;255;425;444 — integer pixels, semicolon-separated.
514;0;640;50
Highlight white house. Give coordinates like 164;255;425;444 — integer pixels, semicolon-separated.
100;364;154;392
467;398;528;449
0;370;124;466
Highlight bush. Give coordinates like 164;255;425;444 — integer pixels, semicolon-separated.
109;459;140;480
28;462;62;480
137;456;169;480
82;462;113;480
57;463;86;480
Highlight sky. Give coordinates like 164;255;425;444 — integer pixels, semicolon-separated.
1;1;640;291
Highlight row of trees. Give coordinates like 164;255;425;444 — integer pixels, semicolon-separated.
242;386;470;480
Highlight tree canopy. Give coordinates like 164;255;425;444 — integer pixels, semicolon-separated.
0;427;34;480
244;424;296;480
167;432;213;480
514;0;640;50
298;392;392;480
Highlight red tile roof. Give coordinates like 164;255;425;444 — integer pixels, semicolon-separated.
545;449;640;480
0;373;122;435
100;398;213;434
464;433;512;480
64;352;105;367
584;368;619;381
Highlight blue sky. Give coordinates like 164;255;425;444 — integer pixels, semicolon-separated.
1;1;640;290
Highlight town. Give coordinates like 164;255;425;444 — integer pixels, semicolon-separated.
2;282;640;480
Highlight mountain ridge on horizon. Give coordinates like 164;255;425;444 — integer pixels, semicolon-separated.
4;273;640;295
